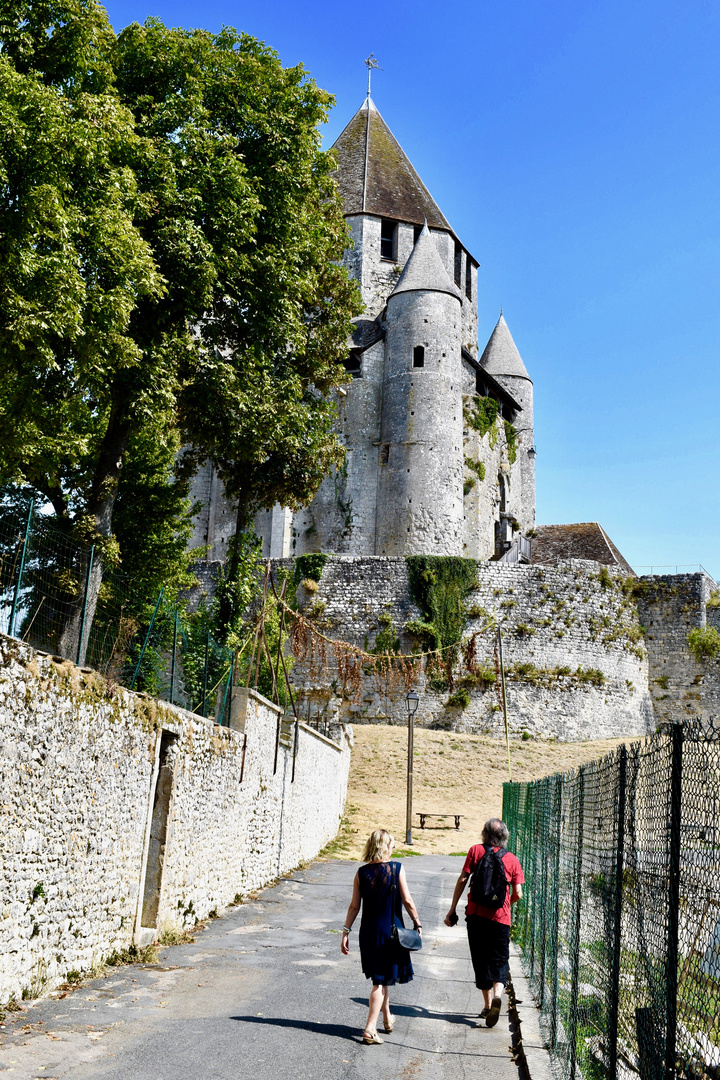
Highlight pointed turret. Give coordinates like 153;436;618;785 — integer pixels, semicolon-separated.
390;224;461;300
479;312;531;382
479;312;535;531
331;99;451;228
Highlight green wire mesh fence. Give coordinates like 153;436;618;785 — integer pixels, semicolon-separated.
0;502;234;722
503;720;720;1080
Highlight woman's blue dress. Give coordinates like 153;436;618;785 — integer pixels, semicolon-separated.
358;860;413;985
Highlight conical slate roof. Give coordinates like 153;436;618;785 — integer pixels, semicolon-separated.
479;313;531;381
331;98;452;229
390;224;461;301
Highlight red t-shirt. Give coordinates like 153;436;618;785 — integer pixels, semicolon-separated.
462;844;525;925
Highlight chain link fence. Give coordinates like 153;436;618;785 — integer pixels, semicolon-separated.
0;501;234;721
503;720;720;1080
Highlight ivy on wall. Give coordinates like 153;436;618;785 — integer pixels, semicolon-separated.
504;420;518;465
465;397;499;438
464;398;519;465
293;554;328;587
406;556;479;655
465;457;486;481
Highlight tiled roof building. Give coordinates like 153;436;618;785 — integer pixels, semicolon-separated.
532;524;634;574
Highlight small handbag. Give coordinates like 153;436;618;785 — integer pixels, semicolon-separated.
390;862;422;951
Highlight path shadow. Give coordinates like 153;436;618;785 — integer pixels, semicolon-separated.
230;1016;360;1042
349;999;476;1028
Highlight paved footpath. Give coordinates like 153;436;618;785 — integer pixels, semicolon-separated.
0;855;525;1080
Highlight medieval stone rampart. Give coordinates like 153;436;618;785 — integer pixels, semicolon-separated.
285;556;654;739
0;635;351;1005
637;573;720;725
282;557;719;740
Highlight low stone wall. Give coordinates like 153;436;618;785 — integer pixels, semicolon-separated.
0;635;351;1005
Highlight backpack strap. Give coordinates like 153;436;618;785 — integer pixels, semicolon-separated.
482;845;508;857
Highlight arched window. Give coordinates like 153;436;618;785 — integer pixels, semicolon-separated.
413;346;425;368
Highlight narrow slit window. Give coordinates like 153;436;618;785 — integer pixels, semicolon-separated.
465;257;473;300
381;219;397;260
413;346;425;368
380;444;390;465
454;241;462;287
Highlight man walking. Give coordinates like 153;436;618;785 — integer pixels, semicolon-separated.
444;818;524;1027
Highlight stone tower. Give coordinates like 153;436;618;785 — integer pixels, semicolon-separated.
477;313;536;554
375;225;464;554
190;94;536;563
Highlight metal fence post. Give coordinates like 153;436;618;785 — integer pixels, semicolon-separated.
550;774;562;1052
569;767;586;1080
219;654;234;726
130;588;164;691
538;779;549;1009
201;631;210;717
76;545;95;666
169;607;178;705
9;500;34;638
609;744;628;1080
665;724;684;1080
527;786;538;976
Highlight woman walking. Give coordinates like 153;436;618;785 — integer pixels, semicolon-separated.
341;829;421;1044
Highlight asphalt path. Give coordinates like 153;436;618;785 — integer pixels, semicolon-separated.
0;855;523;1080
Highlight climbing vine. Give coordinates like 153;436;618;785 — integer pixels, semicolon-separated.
293;553;328;587
465;396;499;438
465;457;486;481
406;556;479;658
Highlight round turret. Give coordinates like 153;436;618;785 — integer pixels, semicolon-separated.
479;313;535;530
375;227;464;555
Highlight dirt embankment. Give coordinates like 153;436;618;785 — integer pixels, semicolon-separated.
327;726;637;861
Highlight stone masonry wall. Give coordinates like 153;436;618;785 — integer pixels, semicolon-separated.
637;573;720;726
285;556;655;740
0;635;351;1005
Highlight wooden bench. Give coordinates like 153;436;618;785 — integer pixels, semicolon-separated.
417;813;463;830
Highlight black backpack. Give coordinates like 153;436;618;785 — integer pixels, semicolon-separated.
469;845;509;908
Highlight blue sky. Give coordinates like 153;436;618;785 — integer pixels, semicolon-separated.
104;0;720;580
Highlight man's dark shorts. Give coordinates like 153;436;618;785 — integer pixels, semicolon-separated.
466;914;510;990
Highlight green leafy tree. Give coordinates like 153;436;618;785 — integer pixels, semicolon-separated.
112;20;360;539
0;2;360;659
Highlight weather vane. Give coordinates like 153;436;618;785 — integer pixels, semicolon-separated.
364;54;381;98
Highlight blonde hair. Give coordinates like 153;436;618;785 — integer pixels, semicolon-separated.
362;829;394;863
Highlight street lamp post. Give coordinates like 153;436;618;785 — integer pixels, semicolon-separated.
405;690;420;845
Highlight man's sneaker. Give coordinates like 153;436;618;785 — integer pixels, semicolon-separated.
485;996;502;1028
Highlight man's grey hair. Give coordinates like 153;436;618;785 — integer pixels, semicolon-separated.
482;818;509;847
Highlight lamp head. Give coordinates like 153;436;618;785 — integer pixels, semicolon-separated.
406;690;420;715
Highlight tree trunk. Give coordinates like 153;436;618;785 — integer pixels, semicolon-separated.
56;406;131;666
213;495;254;641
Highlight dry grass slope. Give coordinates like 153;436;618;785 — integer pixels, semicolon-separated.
325;726;637;862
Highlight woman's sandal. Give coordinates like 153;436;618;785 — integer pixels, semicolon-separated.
362;1029;384;1045
382;1014;395;1033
